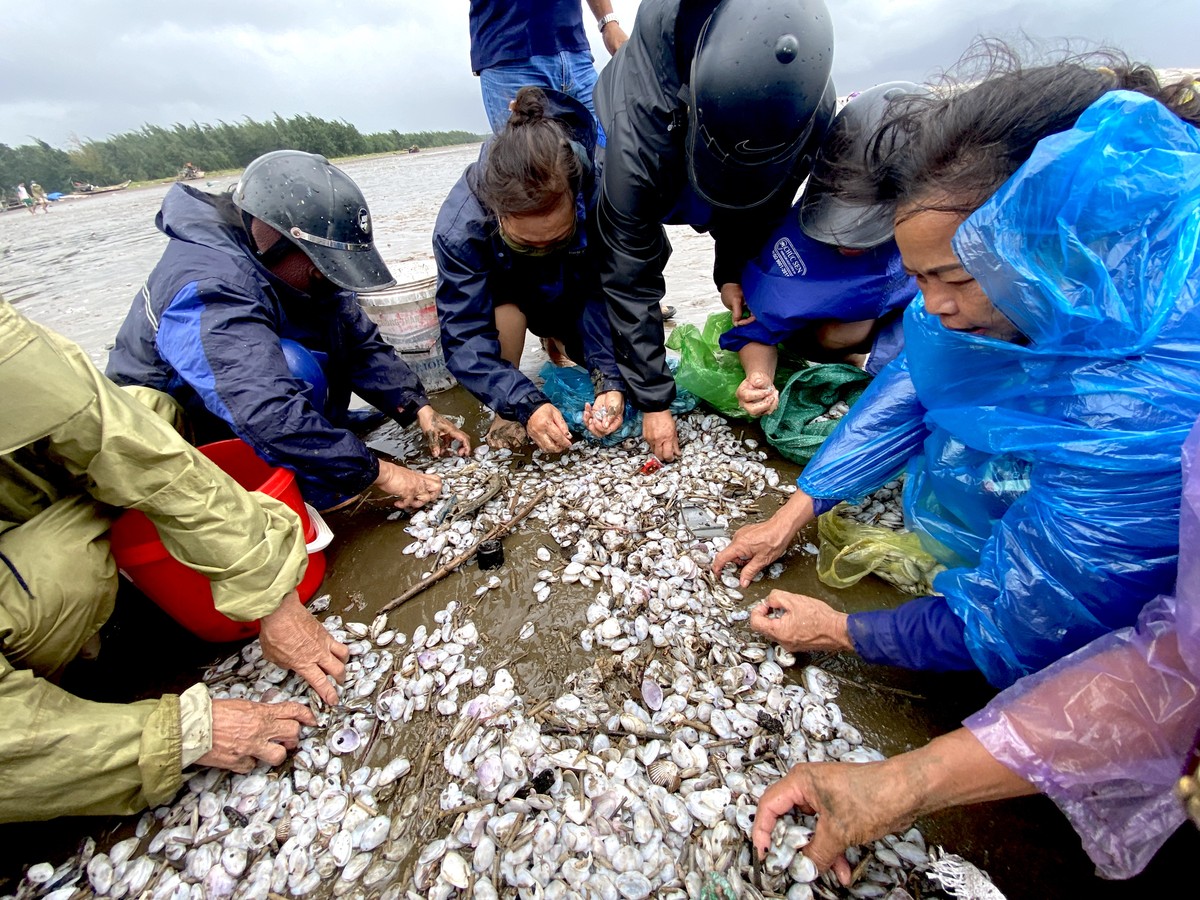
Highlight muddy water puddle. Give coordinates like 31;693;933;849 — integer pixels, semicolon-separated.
0;150;1195;898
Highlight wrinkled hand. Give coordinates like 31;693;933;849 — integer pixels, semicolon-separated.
712;518;795;586
416;405;471;458
721;282;754;324
643;410;679;462
197;699;316;774
258;590;349;705
527;403;574;453
486;418;528;451
754;761;913;886
583;390;625;438
750;590;853;653
374;459;442;510
737;372;779;417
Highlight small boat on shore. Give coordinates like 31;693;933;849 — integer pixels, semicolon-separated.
70;180;132;196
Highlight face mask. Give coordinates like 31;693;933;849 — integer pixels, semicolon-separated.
499;220;576;257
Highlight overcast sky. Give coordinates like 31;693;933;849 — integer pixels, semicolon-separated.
1;0;1195;149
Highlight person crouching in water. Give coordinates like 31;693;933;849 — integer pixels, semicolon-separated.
106;151;469;513
434;87;627;452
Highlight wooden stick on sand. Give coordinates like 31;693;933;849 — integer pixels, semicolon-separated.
379;486;549;615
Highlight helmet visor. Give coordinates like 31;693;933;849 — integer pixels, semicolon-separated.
287;225;396;293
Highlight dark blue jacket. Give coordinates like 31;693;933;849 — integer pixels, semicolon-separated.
105;185;428;510
433;90;625;426
468;0;590;73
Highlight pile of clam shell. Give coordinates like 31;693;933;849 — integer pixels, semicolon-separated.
9;413;1001;900
836;479;905;531
811;400;852;426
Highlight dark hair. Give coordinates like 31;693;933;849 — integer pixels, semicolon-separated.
477;87;583;217
843;40;1200;223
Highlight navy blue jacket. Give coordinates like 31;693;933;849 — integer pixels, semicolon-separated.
106;185;428;510
433;91;625;426
468;0;590;73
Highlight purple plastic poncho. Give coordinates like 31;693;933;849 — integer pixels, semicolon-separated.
966;415;1200;878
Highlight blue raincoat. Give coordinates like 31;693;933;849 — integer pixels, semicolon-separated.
800;92;1200;686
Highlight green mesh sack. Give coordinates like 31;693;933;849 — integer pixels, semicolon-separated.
761;364;871;465
817;507;944;595
665;311;749;419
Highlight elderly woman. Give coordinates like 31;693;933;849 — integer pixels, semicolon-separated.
714;52;1200;688
434;86;626;453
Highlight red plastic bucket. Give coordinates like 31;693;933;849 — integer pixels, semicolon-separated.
110;439;326;642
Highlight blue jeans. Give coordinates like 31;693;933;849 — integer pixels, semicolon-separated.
479;50;603;143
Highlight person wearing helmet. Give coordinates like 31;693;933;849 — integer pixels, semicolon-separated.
107;150;470;513
725;83;927;418
593;0;836;460
434;87;628;453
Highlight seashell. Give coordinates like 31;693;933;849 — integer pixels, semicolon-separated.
86;854;114;894
640;677;664;711
379;756;411;786
329;726;362;754
358;815;391;852
441;851;471;889
26;862;54;885
646;759;681;792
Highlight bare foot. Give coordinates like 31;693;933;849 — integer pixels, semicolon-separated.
486;415;529;451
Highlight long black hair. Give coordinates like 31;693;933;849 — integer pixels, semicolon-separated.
847;40;1200;222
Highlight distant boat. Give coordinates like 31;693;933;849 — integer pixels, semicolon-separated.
70;180;132;196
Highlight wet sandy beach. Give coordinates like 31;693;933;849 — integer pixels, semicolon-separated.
0;147;1194;898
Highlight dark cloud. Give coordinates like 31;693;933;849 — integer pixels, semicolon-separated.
1;0;1194;148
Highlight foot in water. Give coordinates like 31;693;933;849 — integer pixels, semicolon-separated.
539;336;573;367
486;415;529;450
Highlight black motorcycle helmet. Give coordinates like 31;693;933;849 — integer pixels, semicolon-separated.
232;150;396;292
686;0;836;210
799;81;932;249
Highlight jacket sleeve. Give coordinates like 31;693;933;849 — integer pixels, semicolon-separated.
155;280;381;509
797;357;930;501
0;307;308;622
847;595;977;672
338;297;429;424
595;105;679;412
0;659;183;822
578;289;627;395
434;231;550;425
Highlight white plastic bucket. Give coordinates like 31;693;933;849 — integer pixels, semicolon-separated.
359;258;456;394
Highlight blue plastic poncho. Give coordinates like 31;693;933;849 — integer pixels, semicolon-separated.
799;91;1200;686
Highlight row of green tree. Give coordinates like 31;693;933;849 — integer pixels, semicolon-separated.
1;114;485;197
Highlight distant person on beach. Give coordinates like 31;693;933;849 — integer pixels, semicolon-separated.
727;83;925;417
106;150;470;513
594;0;836;461
434;87;626;452
28;182;49;213
0;297;347;821
15;182;33;214
468;0;627;134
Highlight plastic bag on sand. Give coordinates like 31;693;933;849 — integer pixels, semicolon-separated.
816;508;943;595
664;311;751;419
539;362;696;446
761;364;870;466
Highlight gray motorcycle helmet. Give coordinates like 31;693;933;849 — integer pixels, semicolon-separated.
798;81;932;249
232;150;396;293
686;0;836;211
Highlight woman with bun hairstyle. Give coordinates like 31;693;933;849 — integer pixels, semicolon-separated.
434;86;626;452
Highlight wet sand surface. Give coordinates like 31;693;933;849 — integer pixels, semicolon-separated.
0;148;1195;896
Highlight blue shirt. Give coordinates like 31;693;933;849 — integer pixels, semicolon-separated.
469;0;591;73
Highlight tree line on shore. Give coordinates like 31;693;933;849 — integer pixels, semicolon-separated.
1;114;486;196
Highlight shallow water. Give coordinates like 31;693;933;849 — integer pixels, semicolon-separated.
0;148;1195;898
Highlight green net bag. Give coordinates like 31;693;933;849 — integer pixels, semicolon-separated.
761;364;871;465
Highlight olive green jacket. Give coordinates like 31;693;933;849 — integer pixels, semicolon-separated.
0;300;307;820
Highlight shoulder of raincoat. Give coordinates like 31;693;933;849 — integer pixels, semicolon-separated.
804;92;1200;686
105;185;428;510
0;299;307;820
434;91;625;425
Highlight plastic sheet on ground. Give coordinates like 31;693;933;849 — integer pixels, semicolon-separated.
540;362;696;445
